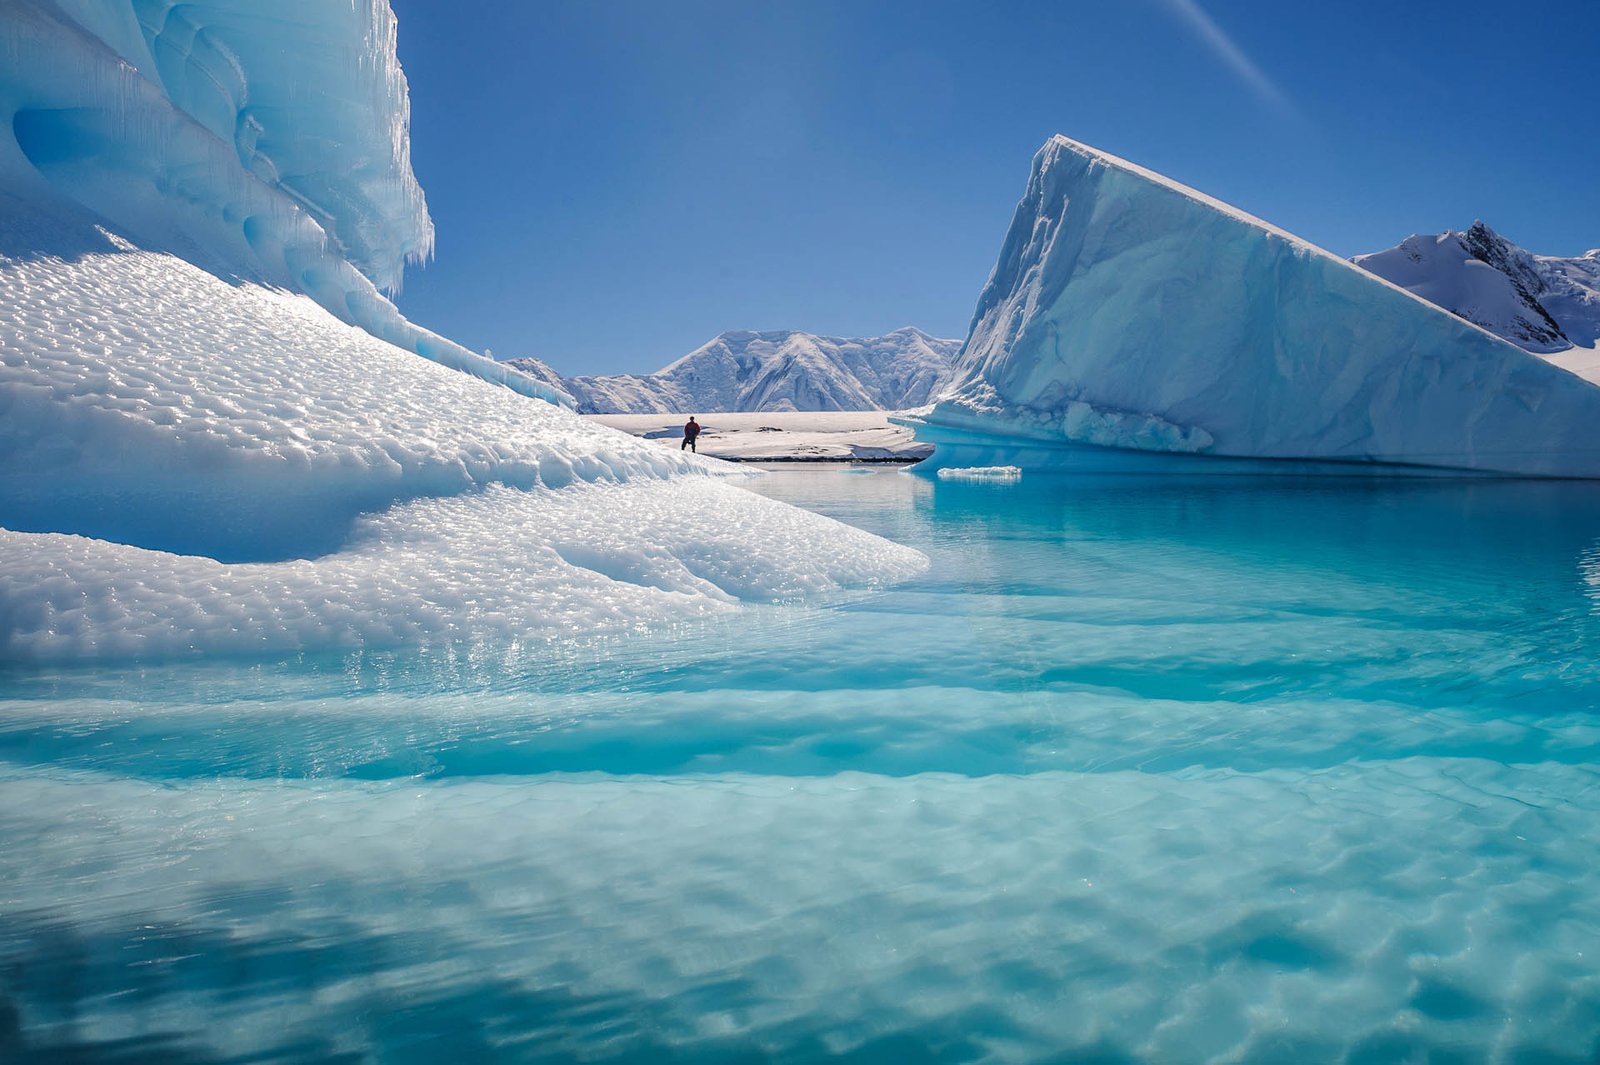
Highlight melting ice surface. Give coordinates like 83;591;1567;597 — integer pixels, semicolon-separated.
5;467;1600;1062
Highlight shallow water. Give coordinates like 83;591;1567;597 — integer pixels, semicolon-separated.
4;467;1600;1063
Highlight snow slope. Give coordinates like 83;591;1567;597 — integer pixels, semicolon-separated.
0;2;925;660
513;327;960;414
0;0;565;405
1355;223;1600;362
904;136;1600;478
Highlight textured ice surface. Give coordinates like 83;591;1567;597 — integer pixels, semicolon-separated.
0;194;925;659
0;0;564;403
50;0;434;290
910;136;1600;477
0;478;924;660
4;470;1600;1061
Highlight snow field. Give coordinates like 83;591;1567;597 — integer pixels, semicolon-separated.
590;411;934;462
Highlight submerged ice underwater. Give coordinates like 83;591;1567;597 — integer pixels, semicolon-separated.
4;0;1600;1061
6;468;1600;1061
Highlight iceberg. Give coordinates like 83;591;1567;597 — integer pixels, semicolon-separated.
0;1;926;660
0;0;565;404
902;136;1600;478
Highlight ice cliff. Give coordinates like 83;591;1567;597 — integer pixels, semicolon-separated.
0;1;925;660
509;327;960;414
0;0;563;404
904;136;1600;478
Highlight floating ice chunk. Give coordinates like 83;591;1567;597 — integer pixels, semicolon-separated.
914;136;1600;477
936;466;1022;483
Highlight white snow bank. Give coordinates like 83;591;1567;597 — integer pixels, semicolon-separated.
0;1;565;405
913;136;1600;478
590;411;934;462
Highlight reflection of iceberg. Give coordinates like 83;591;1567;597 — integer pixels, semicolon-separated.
903;136;1600;478
0;2;925;660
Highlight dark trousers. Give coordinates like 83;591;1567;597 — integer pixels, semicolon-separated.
682;436;696;452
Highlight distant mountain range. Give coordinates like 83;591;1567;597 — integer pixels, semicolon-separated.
504;227;1600;415
505;327;961;414
1355;222;1600;355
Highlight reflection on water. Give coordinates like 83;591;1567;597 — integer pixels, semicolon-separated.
4;468;1600;1062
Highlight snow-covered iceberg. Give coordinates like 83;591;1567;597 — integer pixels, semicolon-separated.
902;136;1600;478
0;2;925;660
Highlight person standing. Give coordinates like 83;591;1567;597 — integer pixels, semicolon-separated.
681;416;701;452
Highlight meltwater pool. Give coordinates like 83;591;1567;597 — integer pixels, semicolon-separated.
3;467;1599;1062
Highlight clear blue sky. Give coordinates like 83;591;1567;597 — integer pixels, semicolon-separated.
388;0;1600;377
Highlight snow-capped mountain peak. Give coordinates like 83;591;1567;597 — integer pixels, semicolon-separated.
508;328;962;414
1355;223;1600;354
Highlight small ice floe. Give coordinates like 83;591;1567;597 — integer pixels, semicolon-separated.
936;465;1022;483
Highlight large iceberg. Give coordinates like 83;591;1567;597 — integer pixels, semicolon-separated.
902;136;1600;477
0;2;925;660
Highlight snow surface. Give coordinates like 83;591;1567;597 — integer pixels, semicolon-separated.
908;136;1600;478
589;411;934;462
0;0;566;405
1355;222;1600;367
515;327;960;414
0;2;926;661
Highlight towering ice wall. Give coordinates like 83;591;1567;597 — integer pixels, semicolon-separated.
904;136;1600;477
0;0;563;403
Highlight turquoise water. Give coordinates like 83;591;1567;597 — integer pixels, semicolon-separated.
4;467;1600;1062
